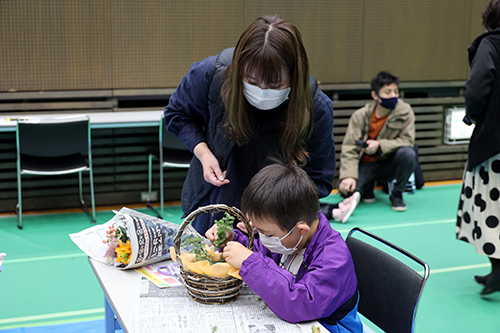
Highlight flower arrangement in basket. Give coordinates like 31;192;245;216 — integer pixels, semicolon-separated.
172;204;254;305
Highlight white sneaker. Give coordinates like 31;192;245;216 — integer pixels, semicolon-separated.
332;192;360;223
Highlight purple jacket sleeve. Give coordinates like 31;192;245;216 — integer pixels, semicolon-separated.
233;229;355;323
163;56;216;151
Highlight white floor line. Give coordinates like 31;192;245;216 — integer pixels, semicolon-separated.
429;263;490;275
4;252;87;264
0;308;104;325
336;218;455;233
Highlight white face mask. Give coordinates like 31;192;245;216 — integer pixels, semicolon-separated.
258;222;304;255
242;80;291;110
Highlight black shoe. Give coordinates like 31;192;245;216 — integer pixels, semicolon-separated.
475;275;488;286
319;202;334;220
480;274;500;295
390;194;407;212
362;188;376;203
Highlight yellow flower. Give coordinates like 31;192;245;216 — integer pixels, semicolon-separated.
115;240;131;265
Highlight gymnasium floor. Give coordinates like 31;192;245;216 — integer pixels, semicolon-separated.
0;183;499;332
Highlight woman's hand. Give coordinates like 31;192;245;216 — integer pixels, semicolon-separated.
194;142;230;187
236;220;257;236
223;241;252;268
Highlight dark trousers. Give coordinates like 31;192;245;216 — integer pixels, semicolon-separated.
356;147;416;197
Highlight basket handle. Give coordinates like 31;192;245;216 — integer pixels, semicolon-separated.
173;204;255;261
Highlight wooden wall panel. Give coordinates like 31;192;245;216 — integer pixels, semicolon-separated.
470;0;490;42
0;0;112;92
0;0;491;91
110;0;244;89
243;0;364;84
361;0;471;82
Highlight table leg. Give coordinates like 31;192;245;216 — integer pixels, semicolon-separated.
105;296;122;332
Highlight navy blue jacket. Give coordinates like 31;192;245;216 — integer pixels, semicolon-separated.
465;28;500;169
164;48;335;215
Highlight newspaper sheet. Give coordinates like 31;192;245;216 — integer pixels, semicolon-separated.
135;277;322;333
69;207;201;269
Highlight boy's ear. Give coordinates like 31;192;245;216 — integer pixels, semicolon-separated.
371;90;379;102
297;222;310;235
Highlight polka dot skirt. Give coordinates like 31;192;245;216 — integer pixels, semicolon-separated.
457;152;500;259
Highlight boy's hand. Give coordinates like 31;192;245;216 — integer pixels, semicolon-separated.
205;224;234;247
223;241;252;268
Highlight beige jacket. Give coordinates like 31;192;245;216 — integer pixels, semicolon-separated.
339;100;415;181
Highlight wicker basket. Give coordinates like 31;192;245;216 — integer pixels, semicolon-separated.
173;204;254;305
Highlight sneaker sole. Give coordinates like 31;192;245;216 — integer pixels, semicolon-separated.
341;192;361;223
362;198;376;203
392;206;407;212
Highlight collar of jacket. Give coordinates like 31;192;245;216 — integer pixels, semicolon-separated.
468;27;500;64
296;213;332;272
359;101;410;138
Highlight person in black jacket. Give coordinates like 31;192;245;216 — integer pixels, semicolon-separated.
456;0;500;296
163;16;335;234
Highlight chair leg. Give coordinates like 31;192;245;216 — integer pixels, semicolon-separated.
147;153;162;219
160;164;164;218
89;165;96;224
79;172;96;224
16;171;22;230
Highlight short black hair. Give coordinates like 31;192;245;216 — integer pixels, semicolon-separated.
241;162;319;232
482;0;500;31
370;71;399;95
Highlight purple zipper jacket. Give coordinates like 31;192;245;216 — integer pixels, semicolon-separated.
234;212;359;326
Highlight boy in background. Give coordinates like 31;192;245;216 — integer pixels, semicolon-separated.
206;163;362;332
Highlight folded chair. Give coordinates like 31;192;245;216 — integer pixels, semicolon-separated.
345;227;430;333
147;115;192;218
16;115;96;229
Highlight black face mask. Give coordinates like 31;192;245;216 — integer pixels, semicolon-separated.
378;96;398;110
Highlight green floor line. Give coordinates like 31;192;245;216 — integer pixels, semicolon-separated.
4;253;87;264
0;308;104;325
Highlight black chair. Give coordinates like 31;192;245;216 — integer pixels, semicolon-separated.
147;115;193;218
16;116;96;229
345;227;430;333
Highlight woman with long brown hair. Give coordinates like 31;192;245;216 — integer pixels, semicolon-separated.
164;15;335;233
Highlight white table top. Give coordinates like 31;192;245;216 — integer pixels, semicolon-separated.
89;258;138;332
88;258;326;333
0;110;163;132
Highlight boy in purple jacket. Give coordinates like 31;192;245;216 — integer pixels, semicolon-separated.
206;163;363;332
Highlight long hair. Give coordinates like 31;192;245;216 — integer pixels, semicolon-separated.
482;0;500;31
221;15;314;165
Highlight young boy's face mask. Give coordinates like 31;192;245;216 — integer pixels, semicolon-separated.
258;222;303;255
242;80;291;110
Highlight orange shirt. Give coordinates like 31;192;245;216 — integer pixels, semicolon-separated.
360;111;388;163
